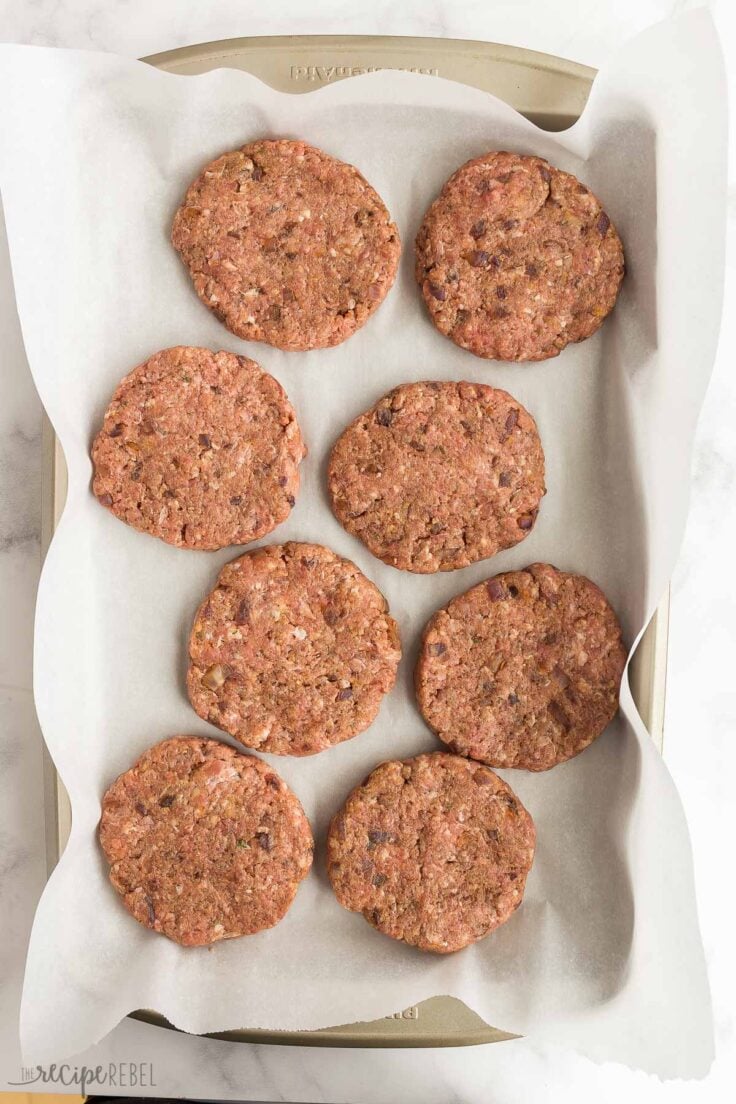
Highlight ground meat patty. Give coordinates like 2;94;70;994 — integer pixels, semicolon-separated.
328;380;545;573
91;346;305;550
171;138;401;351
416;563;627;771
327;752;535;953
99;736;313;946
415;151;624;361
187;542;401;755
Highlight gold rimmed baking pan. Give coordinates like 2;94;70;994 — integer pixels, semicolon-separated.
39;33;668;1049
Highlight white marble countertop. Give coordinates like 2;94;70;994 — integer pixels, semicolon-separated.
1;1;734;1101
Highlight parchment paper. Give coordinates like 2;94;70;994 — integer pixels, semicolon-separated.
0;12;726;1077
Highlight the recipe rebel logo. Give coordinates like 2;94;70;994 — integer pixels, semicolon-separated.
10;1061;157;1094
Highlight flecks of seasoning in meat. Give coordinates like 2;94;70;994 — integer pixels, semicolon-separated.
201;663;227;690
548;700;572;729
538;577;560;605
234;599;250;626
145;896;156;926
487;579;506;602
504;409;519;436
428;282;447;301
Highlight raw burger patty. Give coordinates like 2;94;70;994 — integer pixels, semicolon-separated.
171;138;401;350
327;752;535;953
416;563;627;771
415;151;624;361
99;736;313;946
328;380;545;573
187;542;401;755
91;346;305;550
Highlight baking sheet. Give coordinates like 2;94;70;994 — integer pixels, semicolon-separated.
0;11;725;1078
